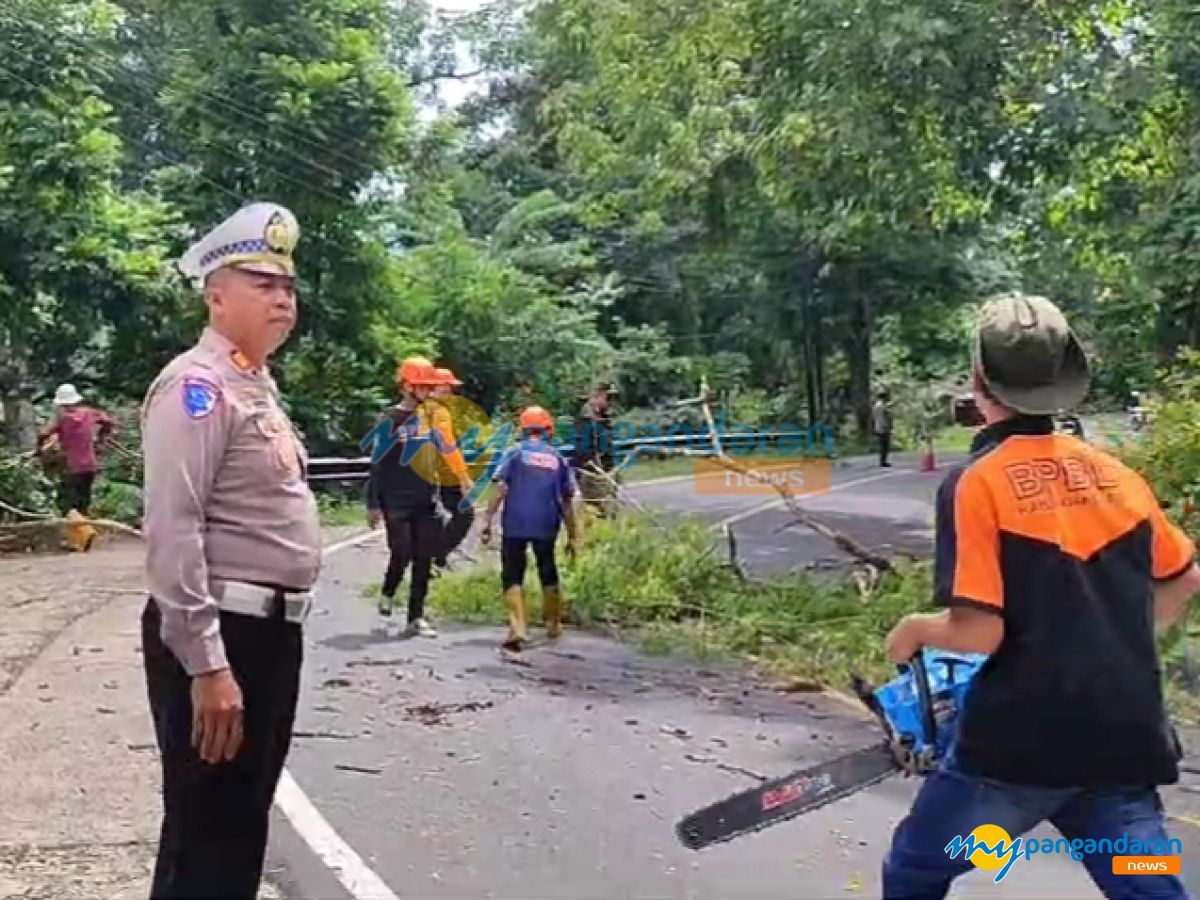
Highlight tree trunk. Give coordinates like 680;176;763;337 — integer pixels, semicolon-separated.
3;396;37;452
813;296;826;421
0;343;36;452
845;294;873;439
804;336;818;426
1155;290;1197;365
796;250;825;426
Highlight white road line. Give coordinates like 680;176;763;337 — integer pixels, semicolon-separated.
270;528;397;900
322;529;383;556
712;469;906;531
278;469;902;897
274;769;400;900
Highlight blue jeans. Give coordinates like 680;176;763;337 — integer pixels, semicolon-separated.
882;754;1189;899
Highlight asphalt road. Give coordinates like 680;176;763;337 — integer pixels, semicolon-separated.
268;445;1200;899
622;451;960;577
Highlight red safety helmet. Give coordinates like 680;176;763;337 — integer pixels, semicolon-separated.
397;356;439;387
519;406;554;434
436;367;463;386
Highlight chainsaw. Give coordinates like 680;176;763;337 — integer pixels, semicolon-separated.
674;647;987;851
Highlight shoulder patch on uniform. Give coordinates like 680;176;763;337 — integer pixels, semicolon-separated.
181;374;221;419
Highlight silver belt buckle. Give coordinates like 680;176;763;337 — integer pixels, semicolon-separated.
284;591;313;624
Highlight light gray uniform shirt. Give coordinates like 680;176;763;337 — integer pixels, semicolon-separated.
141;326;322;675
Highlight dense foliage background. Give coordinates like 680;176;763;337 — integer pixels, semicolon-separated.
5;0;1200;511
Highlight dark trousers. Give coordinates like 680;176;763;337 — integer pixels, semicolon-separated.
63;471;96;514
141;598;302;900
435;486;475;566
382;505;441;620
877;431;892;466
501;536;559;590
882;749;1186;898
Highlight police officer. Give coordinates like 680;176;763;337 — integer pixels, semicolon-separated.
140;202;321;899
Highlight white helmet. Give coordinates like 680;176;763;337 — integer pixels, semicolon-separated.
54;383;83;406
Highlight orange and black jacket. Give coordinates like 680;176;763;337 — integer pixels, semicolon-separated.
937;416;1195;787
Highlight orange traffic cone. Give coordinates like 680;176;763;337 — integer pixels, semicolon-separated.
64;509;97;552
920;440;936;472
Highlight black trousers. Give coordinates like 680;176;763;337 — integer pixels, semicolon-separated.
382;505;441;620
63;471;96;514
878;431;892;466
501;536;559;590
142;598;302;900
435;486;475;566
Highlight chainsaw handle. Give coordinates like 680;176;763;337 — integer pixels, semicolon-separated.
898;652;937;748
935;655;967;683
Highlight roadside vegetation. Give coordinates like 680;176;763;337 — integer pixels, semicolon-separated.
431;369;1200;726
430;512;936;695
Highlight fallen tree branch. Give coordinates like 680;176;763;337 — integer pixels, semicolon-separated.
701;450;892;573
582;459;676;538
0;497;53;521
0;516;143;539
723;524;750;583
691;388;892;574
572;382;892;574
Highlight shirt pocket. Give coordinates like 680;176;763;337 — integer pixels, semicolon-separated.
249;408;303;481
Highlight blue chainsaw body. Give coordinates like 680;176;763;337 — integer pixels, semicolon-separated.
673;647;990;850
858;647;988;773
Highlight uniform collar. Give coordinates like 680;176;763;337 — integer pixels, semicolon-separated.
970;414;1055;456
199;326;266;377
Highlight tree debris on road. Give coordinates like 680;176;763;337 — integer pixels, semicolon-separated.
335;764;382;776
405;700;495;726
294;729;360;741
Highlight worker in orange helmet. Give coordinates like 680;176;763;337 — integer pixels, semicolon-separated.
365;356;471;636
429;367;475;570
481;405;581;651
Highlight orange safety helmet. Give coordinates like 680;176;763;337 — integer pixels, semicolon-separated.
397;356;439;387
436;367;462;386
519;406;554;434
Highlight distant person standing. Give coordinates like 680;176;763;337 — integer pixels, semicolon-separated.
872;389;893;468
571;380;618;517
37;383;116;516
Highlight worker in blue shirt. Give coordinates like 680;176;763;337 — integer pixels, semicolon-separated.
481;406;581;651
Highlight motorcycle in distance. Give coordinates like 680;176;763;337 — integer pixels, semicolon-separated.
954;394;1086;441
1128;391;1149;431
1055;413;1085;439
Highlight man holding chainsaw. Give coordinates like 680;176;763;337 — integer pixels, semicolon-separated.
882;294;1200;898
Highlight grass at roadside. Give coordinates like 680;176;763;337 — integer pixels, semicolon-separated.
316;495;367;527
933;427;976;454
427;510;1200;722
618;456;701;483
427;511;935;691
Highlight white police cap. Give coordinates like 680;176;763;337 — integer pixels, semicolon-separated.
177;201;300;283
